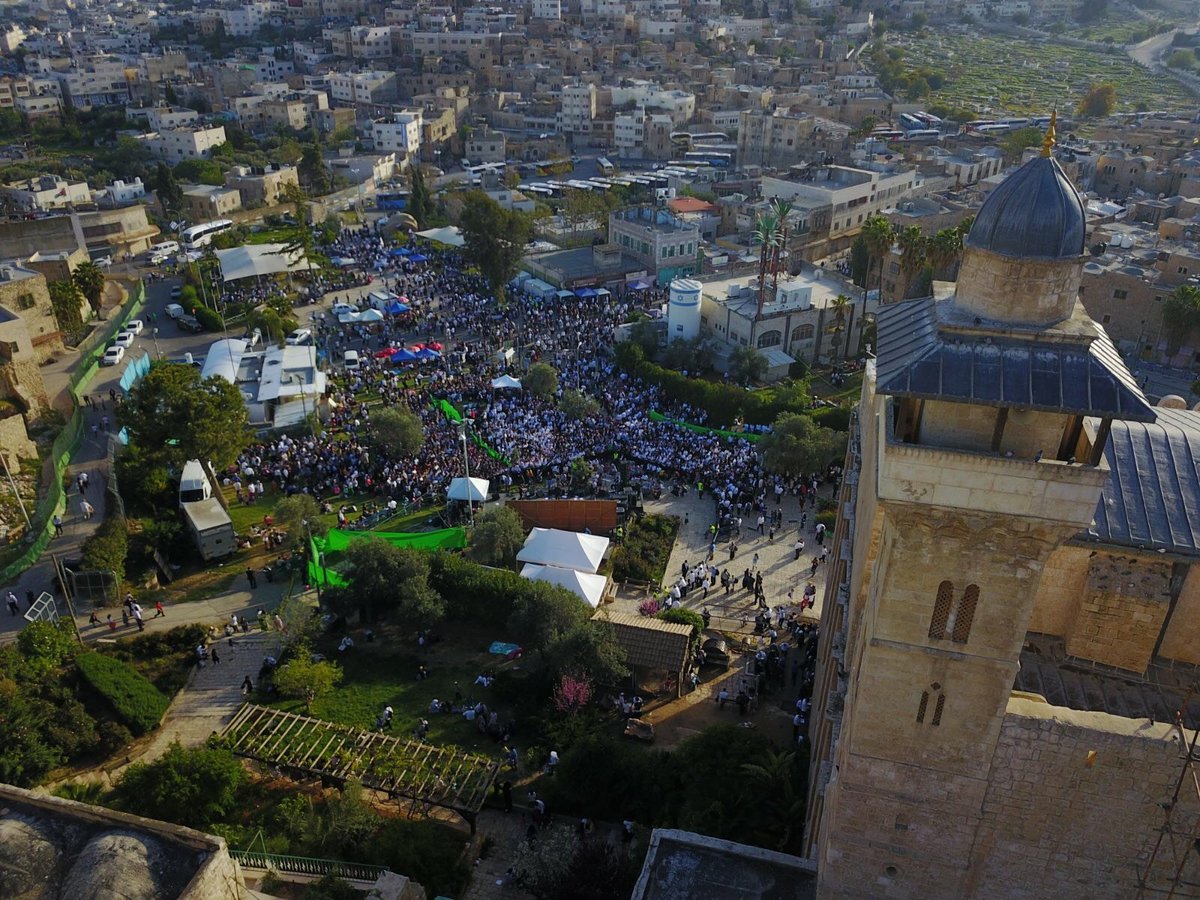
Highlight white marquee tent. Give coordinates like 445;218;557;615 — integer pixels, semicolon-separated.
520;564;608;609
215;244;312;282
516;528;609;574
490;375;522;390
415;226;466;248
447;477;490;502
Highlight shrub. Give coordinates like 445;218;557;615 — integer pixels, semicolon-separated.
815;509;837;530
97;719;134;755
194;305;223;332
431;551;560;626
17;620;78;671
810;405;851;431
365;819;471;898
81;516;129;582
657;607;705;655
112;742;246;830
76;651;170;735
611;514;678;584
638;598;661;616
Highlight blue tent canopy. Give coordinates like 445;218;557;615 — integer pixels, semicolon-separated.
628;278;653;291
386;300;411;314
391;348;418;362
576;287;599;298
409;254;428;263
415;347;440;360
388;247;410;256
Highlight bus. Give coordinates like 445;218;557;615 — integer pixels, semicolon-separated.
684;150;732;168
870;129;905;142
597;157;615;175
523;183;554;198
181;219;234;250
902;129;943;143
375;191;410;211
973;123;1012;136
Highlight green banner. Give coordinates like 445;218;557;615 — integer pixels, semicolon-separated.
308;526;468;588
433;398;511;464
648;410;762;442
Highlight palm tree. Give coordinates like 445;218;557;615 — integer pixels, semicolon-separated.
72;261;106;317
741;749;807;851
926;227;964;281
1161;284;1200;356
769;198;795;294
861;214;895;305
753;208;781;319
827;293;853;363
896;225;928;299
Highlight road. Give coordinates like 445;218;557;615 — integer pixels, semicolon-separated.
1128;28;1177;68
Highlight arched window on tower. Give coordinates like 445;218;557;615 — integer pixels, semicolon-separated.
917;682;944;726
791;323;814;342
757;329;782;349
929;581;980;644
929;581;953;640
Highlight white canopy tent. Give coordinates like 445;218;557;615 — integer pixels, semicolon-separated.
520;564;608;609
516;527;609;574
415;226;465;248
215;244;312;282
491;375;522;390
447;477;490;502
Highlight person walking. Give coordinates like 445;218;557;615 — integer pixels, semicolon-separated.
241;676;254;696
246;567;258;589
52;514;63;537
5;591;18;616
154;600;165;618
132;603;144;632
210;646;221;664
79;499;94;520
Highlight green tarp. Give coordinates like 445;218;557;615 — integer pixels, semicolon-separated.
647;410;762;442
433;398;511;464
308;527;467;588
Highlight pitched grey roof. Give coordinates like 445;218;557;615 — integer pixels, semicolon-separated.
1088;407;1200;555
966;155;1086;260
875;296;1156;422
598;612;692;673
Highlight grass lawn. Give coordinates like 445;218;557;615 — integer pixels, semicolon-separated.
221;484;443;536
268;622;518;758
811;369;864;404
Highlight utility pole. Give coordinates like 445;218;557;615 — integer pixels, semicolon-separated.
458;421;474;526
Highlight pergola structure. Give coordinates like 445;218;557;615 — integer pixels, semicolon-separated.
222;705;499;831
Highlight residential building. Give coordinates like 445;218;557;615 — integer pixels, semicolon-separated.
327;70;397;107
325;25;395;60
216;2;272;37
0;262;70;364
465;129;507;164
608;207;701;284
372;110;422;157
51;56;131;109
143;105;200;132
763;164;920;240
2;176;91;212
327;151;398;186
614;110;673;160
183;185;243;221
559;82;598;134
138;125;228;163
532;0;563;18
224;165;300;208
95;178;146;208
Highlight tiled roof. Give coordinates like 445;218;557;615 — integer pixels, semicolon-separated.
595;611;692;673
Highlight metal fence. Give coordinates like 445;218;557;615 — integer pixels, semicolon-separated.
230;850;387;883
69;280;146;397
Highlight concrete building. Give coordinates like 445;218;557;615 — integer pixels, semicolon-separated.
95;178;146;208
2;176;91;212
0;262;70;362
372;110;422;157
224;165;300;208
559;82;598;135
807;145;1200;898
143;105;200;132
183;184;242;220
763;164;920;241
614;111;673;160
532;0;563;18
138;125;228;163
465;129;507;164
736;109;850;171
327;70;397;107
608;206;701;284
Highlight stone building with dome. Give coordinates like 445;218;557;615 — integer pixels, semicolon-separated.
805;128;1200;898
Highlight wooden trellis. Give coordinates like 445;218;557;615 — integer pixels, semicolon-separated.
222;704;500;831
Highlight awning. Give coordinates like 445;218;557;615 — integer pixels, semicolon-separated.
415;225;465;247
215;244;312;282
409;254;428;263
491;375;522;389
386;300;410;314
628;278;653;291
576;287;599;298
447;477;489;502
555;289;575;300
391;348;417;362
414;347;440;360
389;247;410;256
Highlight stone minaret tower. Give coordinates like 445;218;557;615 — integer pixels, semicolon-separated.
807;121;1156;897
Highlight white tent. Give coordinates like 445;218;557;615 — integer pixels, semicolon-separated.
215;244;312;282
491;375;522;390
415;226;466;248
447;477;489;502
516;527;609;574
520;564;608;609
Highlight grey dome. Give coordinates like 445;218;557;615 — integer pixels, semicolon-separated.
965;155;1085;260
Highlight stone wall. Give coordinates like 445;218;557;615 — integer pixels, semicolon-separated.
1157;564;1200;665
1027;544;1090;637
1064;552;1171;672
0;413;37;468
971;698;1200;897
955;246;1082;326
0;271;62;361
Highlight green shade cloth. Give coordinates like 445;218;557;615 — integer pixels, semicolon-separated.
433;398;511;464
647;410;762;442
308;527;467;587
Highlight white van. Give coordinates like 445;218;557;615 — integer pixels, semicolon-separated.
149;241;180;264
179;459;213;504
343;349;361;371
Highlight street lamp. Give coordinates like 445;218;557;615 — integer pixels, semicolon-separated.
456;421;474;526
151;327;161;360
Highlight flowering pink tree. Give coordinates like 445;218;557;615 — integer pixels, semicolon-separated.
553;672;593;714
638;598;661;617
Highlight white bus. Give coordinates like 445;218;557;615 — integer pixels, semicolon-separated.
181;219;234;250
597;157;615;175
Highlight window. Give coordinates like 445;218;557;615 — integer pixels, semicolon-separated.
1113;290;1127;300
917;682;944;726
1102;314;1111;324
1179;266;1189;275
929;580;979;644
16;292;35;310
791;323;814;341
757;329;782;348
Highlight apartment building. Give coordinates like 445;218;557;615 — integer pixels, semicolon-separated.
216;2;272;37
560;82;598;134
52;57;131;109
608;207;701;284
183;185;242;220
143;105;200;131
532;0;563;19
465;129;507;163
96;178;146;208
327;70;397;107
138;125;228;162
324;25;394;60
2;176;91;212
763;164;920;239
614;111;673;160
610;82;695;127
372;110;423;156
224;165;299;207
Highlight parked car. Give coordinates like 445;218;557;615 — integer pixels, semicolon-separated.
169;286;182;299
176;315;203;333
112;331;135;348
331;303;358;318
94;256;113;268
286;328;313;346
165;303;185;319
123;318;144;335
101;345;125;366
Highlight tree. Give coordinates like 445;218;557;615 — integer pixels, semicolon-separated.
121;362;250;471
468;504;526;566
299;143;331;196
408;165;432;226
370;406;426;457
273;645;343;710
729;345;767;384
509;582;590;652
628;319;660;356
861;214;895;302
1078;83;1117;119
48;279;84;334
759;412;846;476
246;304;299;346
274;494;326;550
525;362;559;398
1161;284;1200;355
999;126;1045;162
154;161;184;217
926;226;964;280
740;748;808;850
849;235;870;287
112;742;245;830
662;337;711;373
895;226;927;299
458;190;533;305
826;294;854;361
174;157;224;185
545;622;629;685
1168;49;1197;70
276;182;322;276
327;538;444;624
559;389;600;421
72;261;106;317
